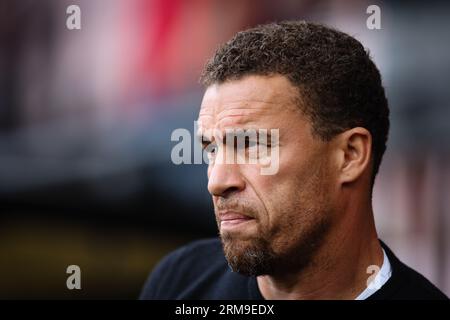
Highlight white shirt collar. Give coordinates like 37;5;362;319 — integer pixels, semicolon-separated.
354;247;392;300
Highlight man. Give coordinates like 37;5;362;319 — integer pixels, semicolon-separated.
140;21;448;299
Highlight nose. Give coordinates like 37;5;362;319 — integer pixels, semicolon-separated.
207;162;246;197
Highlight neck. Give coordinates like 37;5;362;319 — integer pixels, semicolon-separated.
257;200;383;300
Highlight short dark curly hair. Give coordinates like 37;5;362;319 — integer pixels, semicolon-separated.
200;20;389;187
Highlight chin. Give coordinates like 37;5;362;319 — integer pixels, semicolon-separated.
220;234;275;276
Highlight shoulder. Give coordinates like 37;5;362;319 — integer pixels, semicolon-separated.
155;238;223;270
394;262;449;300
139;238;229;299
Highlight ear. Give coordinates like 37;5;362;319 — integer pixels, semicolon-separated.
334;127;372;185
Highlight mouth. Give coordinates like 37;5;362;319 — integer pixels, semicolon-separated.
219;211;255;231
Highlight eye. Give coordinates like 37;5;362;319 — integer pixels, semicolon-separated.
203;142;218;156
209;144;218;154
202;140;212;150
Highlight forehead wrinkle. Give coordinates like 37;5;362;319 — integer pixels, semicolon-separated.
202;96;281;112
198;107;214;117
215;97;281;118
216;107;270;130
197;105;215;131
217;106;262;120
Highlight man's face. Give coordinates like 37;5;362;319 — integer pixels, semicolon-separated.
197;75;337;276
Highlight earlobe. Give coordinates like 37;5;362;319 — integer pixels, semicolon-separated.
338;127;372;185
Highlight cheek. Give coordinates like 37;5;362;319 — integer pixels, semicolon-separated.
240;147;296;210
239;165;275;222
279;139;331;187
262;148;331;221
246;172;293;230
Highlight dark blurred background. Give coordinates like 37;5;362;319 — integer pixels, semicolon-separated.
0;0;449;299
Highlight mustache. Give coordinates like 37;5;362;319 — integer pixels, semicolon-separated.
215;198;257;218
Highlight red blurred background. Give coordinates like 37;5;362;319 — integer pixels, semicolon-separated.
0;0;449;298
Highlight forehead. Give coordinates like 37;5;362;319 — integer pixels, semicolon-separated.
198;75;300;130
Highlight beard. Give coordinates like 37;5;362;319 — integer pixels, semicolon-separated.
220;231;276;276
218;205;332;277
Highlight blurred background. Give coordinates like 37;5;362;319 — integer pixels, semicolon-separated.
0;0;449;299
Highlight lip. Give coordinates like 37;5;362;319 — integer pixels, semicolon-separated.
219;211;255;230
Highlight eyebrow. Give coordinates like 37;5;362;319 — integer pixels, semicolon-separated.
196;129;273;147
195;130;212;144
196;132;216;150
